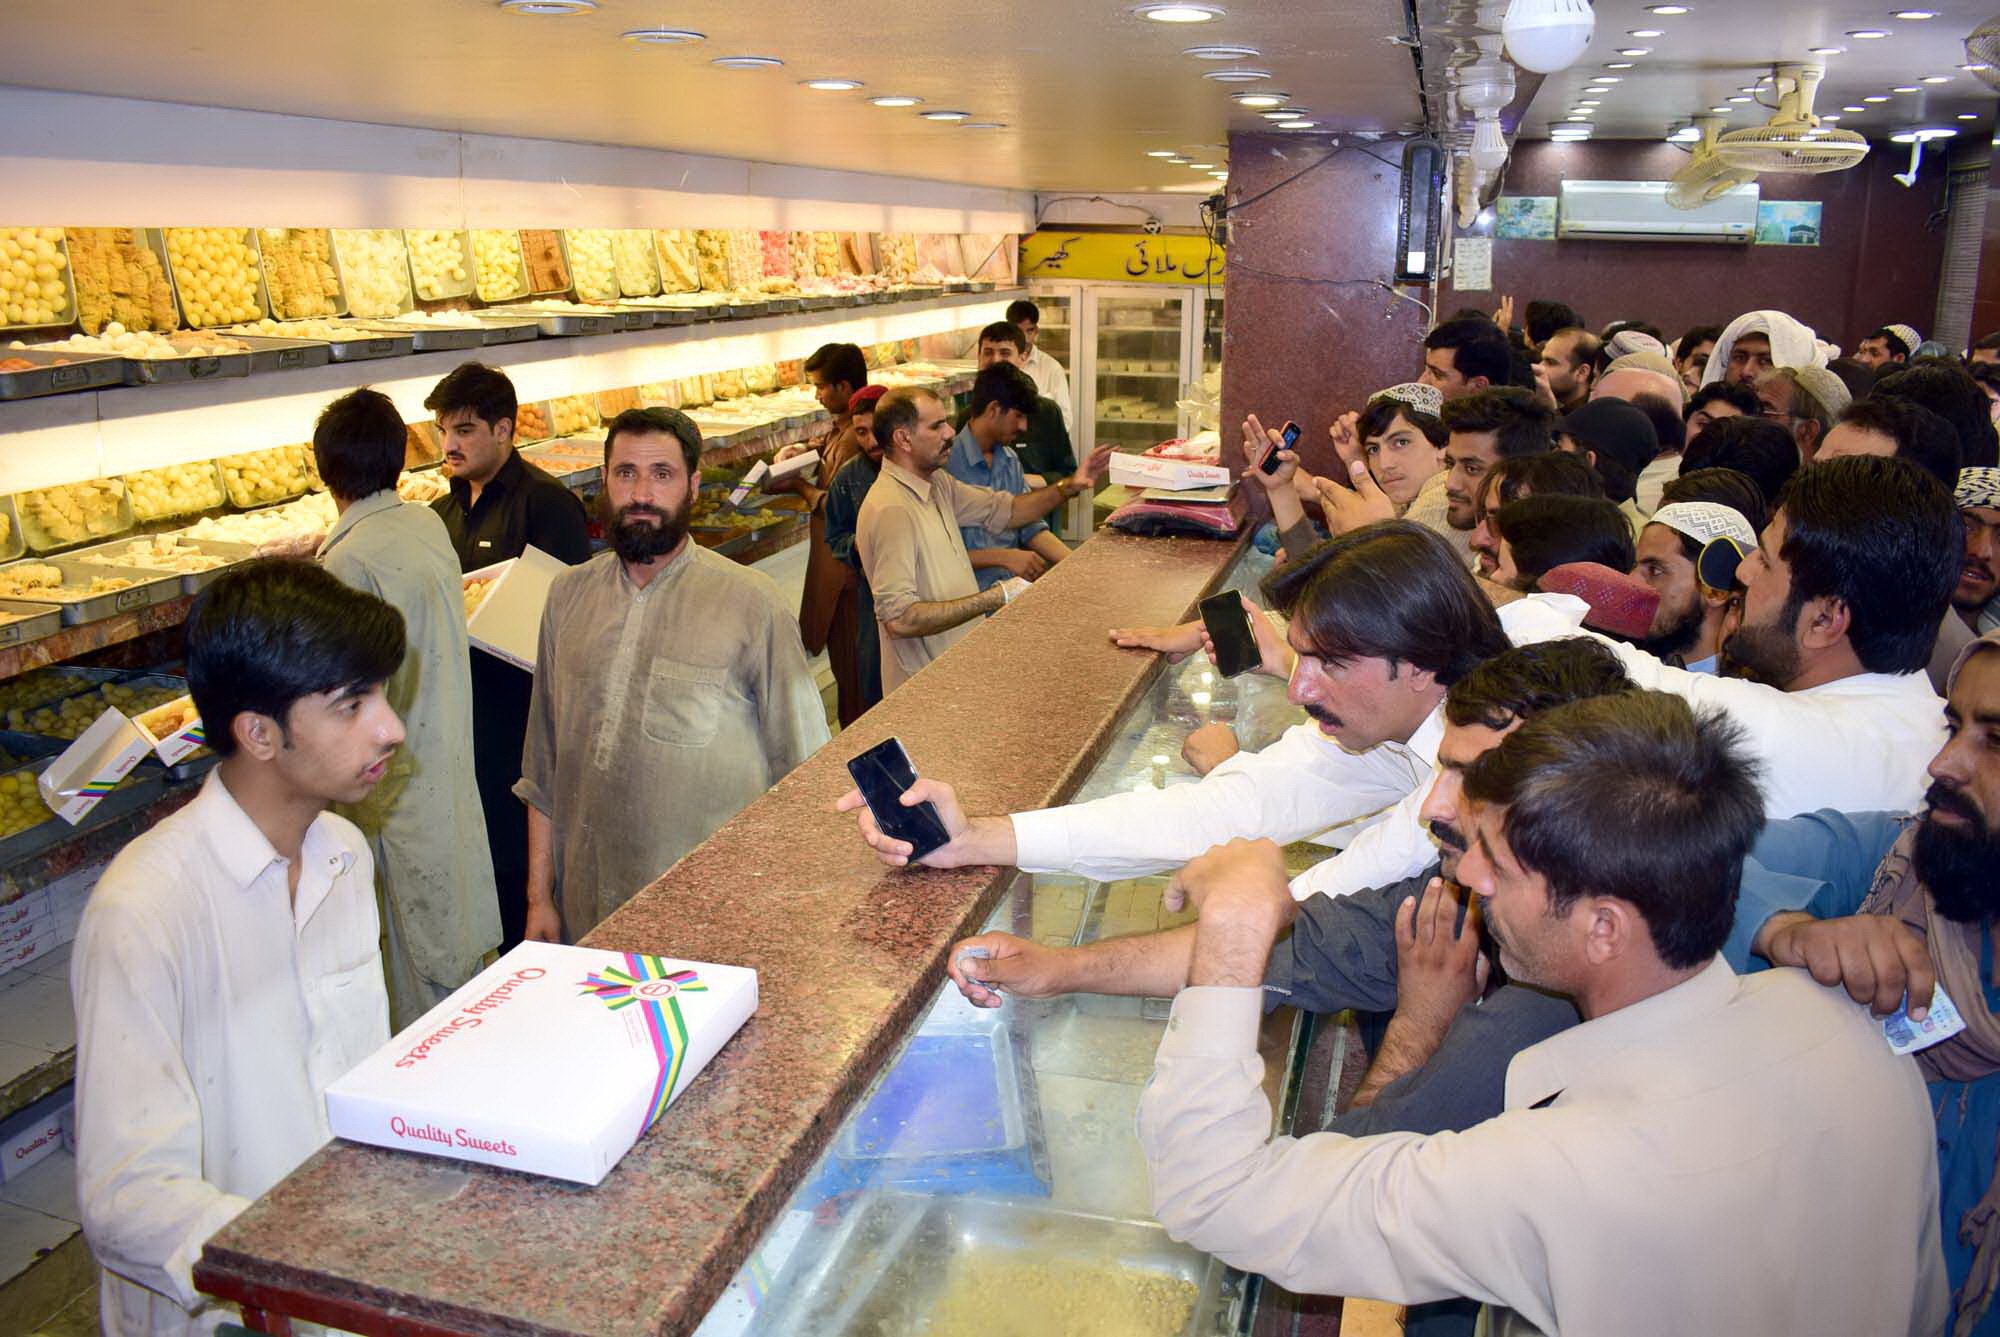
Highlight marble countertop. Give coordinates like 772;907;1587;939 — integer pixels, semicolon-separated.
194;526;1247;1337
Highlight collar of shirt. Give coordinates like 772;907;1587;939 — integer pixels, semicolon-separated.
447;448;524;515
614;538;696;596
949;425;996;481
880;457;937;504
1400;700;1446;767
1685;653;1719;675
316;488;403;556
1503;955;1737;1110
190;770;358;930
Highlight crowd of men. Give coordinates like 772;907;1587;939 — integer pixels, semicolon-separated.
63;288;2000;1336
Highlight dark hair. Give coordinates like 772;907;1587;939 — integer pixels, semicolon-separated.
1972;361;2000;392
1974;331;2000;354
872;387;932;453
1867;326;1916;360
969;362;1039;418
1424;317;1514;388
1005;298;1041;326
803;342;868;393
1491;494;1636;588
1630;392;1685;453
1441;387;1556;458
1825;356;1878;401
312;388;407;501
1686;381;1762;422
1525;301;1581;346
423;361;517;430
187;558;406;758
1680;417;1798;513
1496;450;1604;505
1874;360;2000;469
1776;455;1962;674
1835;396;1961;490
1358;397;1448;448
1660;467;1767;561
977;320;1028;353
1260;520;1508;684
1462;691;1764;969
1677;324;1723;357
1600;318;1664;346
603;406;702;473
1444;637;1632;731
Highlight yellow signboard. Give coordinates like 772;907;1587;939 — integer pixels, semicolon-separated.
1019;231;1225;285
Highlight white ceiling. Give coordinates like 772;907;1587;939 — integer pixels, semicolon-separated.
0;0;1420;194
1523;0;2000;142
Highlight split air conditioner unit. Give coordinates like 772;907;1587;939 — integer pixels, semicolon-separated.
1556;179;1760;243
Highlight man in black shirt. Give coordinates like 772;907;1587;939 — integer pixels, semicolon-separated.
425;362;592;949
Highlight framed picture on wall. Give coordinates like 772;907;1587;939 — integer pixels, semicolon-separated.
1495;196;1557;240
1754;201;1822;246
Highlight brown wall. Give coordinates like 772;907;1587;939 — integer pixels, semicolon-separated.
1973;148;2000;343
1220;131;1431;499
1438;140;1947;351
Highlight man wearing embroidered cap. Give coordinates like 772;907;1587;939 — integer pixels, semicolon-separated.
1857;324;1923;372
1757;365;1851;463
1633;501;1758;673
1954;467;2000;636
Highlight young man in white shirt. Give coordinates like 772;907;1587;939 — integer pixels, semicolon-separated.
1141;691;1947;1335
1007;298;1074;437
72;559;407;1336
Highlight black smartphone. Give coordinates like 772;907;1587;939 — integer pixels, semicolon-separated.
1200;591;1261;678
1258;420;1302;476
846;736;952;862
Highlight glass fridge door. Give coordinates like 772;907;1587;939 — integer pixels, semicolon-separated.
1086;289;1191;457
1026;281;1080;428
1180;291;1224;440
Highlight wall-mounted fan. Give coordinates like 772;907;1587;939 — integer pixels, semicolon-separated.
1714;64;1870;175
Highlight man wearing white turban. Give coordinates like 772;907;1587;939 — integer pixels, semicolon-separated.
1703;310;1828;388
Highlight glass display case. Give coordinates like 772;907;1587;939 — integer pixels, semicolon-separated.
1090;292;1189;457
1031;289;1075;422
693;555;1319;1337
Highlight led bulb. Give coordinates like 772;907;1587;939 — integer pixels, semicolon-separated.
1503;0;1596;74
1470;116;1510;173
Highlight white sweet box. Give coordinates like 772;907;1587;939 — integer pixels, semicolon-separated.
325;941;757;1185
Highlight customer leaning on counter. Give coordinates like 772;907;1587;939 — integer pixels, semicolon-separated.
313;388;500;1029
516;406;828;942
426;362;591;950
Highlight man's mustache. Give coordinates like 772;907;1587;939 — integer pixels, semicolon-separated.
1430;819;1467;853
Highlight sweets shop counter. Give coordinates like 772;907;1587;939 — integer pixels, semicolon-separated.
691;556;1363;1337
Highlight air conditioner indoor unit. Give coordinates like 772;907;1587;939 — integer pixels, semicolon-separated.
1556;179;1760;243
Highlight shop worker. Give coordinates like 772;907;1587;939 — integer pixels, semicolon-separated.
823;383;889;724
968;321;1079;504
791;342;873;726
74;560;403;1337
312;389;498;1028
1138;692;1946;1335
947;363;1076;589
1008;296;1075;436
425;362;591;950
857;388;1102;693
517;407;827;941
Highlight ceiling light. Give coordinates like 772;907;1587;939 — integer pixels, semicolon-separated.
1277;119;1318;128
1606;61;1635;69
1629;29;1664;37
1891;10;1937;18
1166;155;1189;163
1232;91;1288;107
1844;105;1867;111
1261;109;1301;119
1203;68;1274;82
1823;114;1842;122
1596;76;1622;82
1727;95;1752;102
1710;105;1731;113
1568;113;1593;120
1189;161;1217;169
499;0;594;12
802;78;863;90
1864;94;1891;102
1893;85;1919;93
1962;112;1981;120
1646;3;1690;11
1503;0;1597;74
1210;170;1230;178
622;27;704;43
1617;47;1652;56
711;55;783;69
1891;127;1958;142
920;110;970;120
1134;2;1224;21
1847;29;1890;38
1584;84;1611;93
1668;126;1701;141
1810;46;1846;55
870;95;922;107
1578;99;1601;106
1183;43;1259;58
1964;63;1994;72
1923;75;1952;83
960;121;1007;129
1146;149;1178;157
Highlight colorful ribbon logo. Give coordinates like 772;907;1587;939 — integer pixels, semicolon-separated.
579;955;708;1134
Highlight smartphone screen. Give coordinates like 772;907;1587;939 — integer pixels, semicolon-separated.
845;737;952;861
1258;420;1302;476
1200;591;1261;678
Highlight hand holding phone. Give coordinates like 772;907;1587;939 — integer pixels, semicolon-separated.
1258;420;1302;476
845;737;953;862
1200;591;1261;678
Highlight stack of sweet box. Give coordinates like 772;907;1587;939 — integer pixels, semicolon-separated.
0;869;87;982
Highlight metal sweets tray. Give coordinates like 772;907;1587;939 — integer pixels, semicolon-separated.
0;669;190;748
0;602;61;649
0;559;180;625
402;229;476;303
0;231;81;336
162;227;272;329
748;1191;1237;1337
120;343;253;385
70;536;256;595
472;316;540;345
16;484;129;555
482;306;615;337
0;348;126;401
470;230;531;305
0;758;169;866
353;319;483;352
256;228;349;321
228;334;333;374
323;325;414;361
328;228;415;319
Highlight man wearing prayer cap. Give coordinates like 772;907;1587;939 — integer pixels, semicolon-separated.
1954;467;2000;636
1632;501;1757;672
1705;310;1828;388
1756;365;1852;462
1857;324;1923;372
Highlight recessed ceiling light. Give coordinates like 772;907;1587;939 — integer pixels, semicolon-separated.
1891;10;1938;18
1962;113;1981;120
623;27;704;44
1261;109;1301;119
1727;95;1752;102
1596;76;1622;83
1617;48;1652;56
1578;99;1601;106
1737;85;1759;92
499;0;595;12
1210;171;1230;179
1810;46;1846;55
711;55;783;69
1189;161;1217;168
1629;29;1664;38
870;95;922;107
1203;67;1273;82
960;121;1006;130
1893;85;1920;93
1183;43;1259;58
802;78;863;90
1965;63;1994;72
1605;61;1635;69
1864;94;1891;102
1232;91;1288;107
1166;155;1189;163
1923;75;1952;83
1844;105;1867;111
1146;149;1178;157
1822;114;1842;122
1134;2;1224;21
1847;29;1890;38
1568;113;1593;121
1891;127;1958;142
920;109;970;120
1647;3;1690;11
1710;105;1731;113
1277;120;1317;129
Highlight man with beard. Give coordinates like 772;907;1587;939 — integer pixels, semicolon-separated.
1532;326;1599;414
1954;467;2000;635
515;408;828;941
1438;388;1554;562
1139;691;1946;1336
1737;630;2000;1335
1632;501;1758;672
1465;451;1603;579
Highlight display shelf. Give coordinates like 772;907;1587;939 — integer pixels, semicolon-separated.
0;596;191;686
1094;370;1178;379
